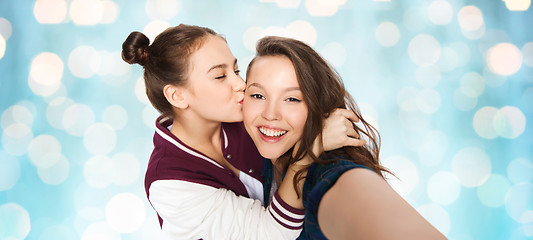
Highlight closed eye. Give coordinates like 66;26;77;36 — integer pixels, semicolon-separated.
234;70;241;75
215;74;227;80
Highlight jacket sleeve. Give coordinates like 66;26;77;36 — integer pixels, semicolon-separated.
149;180;304;240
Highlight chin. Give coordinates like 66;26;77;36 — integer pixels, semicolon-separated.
256;147;285;161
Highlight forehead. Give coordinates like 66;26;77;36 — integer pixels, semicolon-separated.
247;55;298;85
189;36;235;71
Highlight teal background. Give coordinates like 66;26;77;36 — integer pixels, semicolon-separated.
1;0;532;239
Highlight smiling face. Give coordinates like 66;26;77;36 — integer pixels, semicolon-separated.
243;55;308;161
185;36;245;123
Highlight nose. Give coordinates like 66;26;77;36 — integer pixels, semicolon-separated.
232;74;246;93
262;98;280;121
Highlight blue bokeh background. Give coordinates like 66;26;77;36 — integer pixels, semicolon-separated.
1;0;532;239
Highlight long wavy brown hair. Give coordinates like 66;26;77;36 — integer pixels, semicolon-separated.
247;36;392;194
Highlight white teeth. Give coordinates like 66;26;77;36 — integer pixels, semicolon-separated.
259;127;287;137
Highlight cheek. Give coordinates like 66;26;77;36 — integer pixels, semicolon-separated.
242;102;258;124
287;107;308;132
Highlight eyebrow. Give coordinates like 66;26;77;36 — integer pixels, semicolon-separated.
247;82;300;92
207;58;238;74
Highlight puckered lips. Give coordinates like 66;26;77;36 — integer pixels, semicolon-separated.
257;125;288;143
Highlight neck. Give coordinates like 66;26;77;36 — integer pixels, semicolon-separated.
170;112;222;150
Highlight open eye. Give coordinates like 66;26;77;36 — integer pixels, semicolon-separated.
249;93;265;100
286;97;302;103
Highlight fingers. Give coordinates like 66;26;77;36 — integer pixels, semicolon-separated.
344;137;366;148
332;108;359;122
347;127;360;139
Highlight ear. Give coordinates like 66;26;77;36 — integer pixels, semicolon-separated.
163;84;189;109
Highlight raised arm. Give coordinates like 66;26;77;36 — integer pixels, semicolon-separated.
317;168;448;240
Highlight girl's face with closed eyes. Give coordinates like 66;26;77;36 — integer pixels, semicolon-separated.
184;36;245;123
243;55;308;161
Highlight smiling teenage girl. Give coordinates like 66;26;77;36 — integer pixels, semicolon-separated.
121;24;364;239
243;36;448;240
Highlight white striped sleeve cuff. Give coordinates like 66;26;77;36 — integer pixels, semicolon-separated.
267;191;305;230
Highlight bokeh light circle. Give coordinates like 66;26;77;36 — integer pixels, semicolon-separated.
0;17;12;39
70;0;104;25
382;155;420;196
84;155;116;188
0;151;20;191
63;104;95;136
416;66;441;88
477;174;511;208
34;0;68;24
458;6;484;31
397;86;419;112
487;43;523;76
0;35;5;60
1;104;34;129
522;42;533;67
100;0;120;24
2;123;33;156
417;203;450;235
453;89;478;111
505;182;533;223
403;7;427;32
473;106;499;139
28;135;62;168
452;147;491;187
143;20;171;42
135;76;150;104
427;0;454;25
305;0;345;16
81;222;121;240
357;102;380;131
493;106;526;139
437;47;459;72
37;154;70;185
243;26;263;52
38;224;77;240
416;88;441;114
145;0;181;20
286;20;317;47
427;171;461;205
321;42;347;68
83;123;117;155
504;0;532;11
112;152;140;186
143;105;159;128
408;34;441;66
459;72;485;98
102;105;128;130
507;158;533;184
68;45;99;79
398;109;431;131
46;97;74;130
449;42;471;67
0;203;31;239
28;52;64;97
375;22;400;47
105;193;146;233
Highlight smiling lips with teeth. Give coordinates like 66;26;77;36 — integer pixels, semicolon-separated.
258;126;287;143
